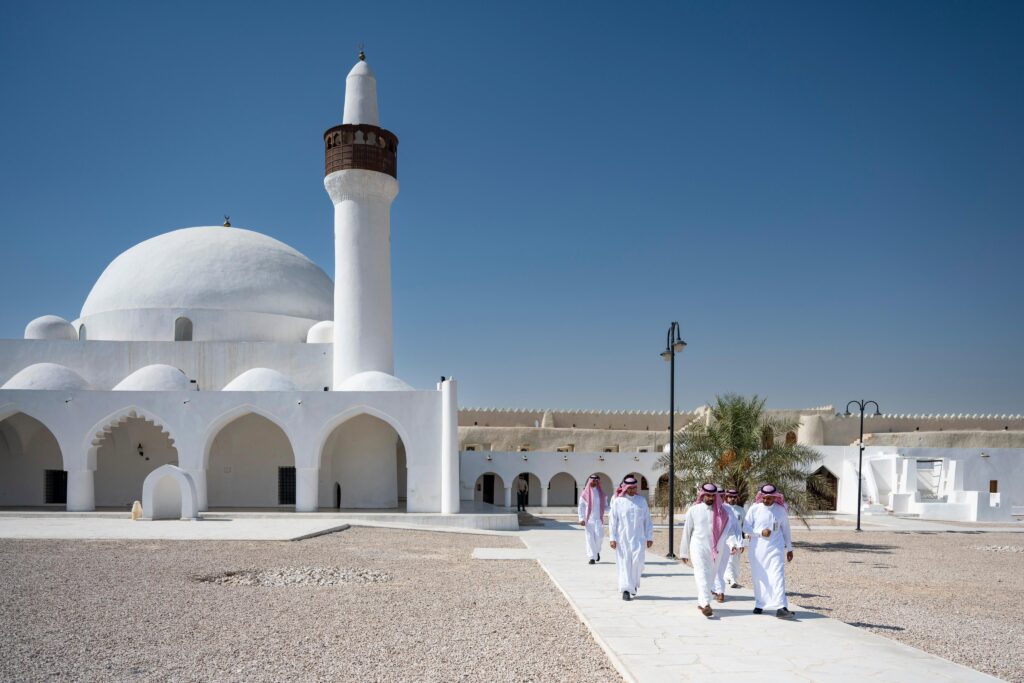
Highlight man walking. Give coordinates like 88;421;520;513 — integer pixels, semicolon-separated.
578;474;606;564
744;483;796;620
719;488;746;589
609;475;653;601
681;483;741;617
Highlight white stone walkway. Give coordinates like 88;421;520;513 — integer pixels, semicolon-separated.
516;522;1001;683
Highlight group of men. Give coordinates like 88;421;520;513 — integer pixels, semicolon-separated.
577;475;795;619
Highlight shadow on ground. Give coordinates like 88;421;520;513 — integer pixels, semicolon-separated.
793;541;896;554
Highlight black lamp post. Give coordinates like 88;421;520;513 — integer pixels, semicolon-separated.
845;399;882;532
662;322;686;557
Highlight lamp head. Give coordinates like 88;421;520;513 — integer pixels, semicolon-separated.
673;340;686;352
661;349;672;361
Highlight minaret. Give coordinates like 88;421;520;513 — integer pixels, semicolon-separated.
324;52;400;388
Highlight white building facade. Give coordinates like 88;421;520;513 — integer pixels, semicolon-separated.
0;55;460;515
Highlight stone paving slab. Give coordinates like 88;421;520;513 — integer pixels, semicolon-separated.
0;516;353;541
519;523;1002;683
471;547;537;560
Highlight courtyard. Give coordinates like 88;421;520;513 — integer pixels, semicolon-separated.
0;527;618;682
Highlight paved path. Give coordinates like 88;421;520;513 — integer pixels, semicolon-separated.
516;522;1001;683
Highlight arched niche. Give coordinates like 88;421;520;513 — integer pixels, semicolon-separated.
94;416;177;508
319;413;403;509
513;471;542;507
547;472;578;506
207;413;295;508
142;465;198;520
174;316;193;341
473;472;505;506
0;412;64;506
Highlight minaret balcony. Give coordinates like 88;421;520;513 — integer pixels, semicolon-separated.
324;124;398;178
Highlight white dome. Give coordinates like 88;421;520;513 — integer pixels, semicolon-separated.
25;315;77;341
306;320;334;344
222;368;297;392
337;371;413;392
114;365;192;391
81;227;333;321
3;363;91;390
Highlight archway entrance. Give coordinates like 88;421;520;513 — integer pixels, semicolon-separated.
513;472;542;508
0;412;64;506
548;472;578;506
319;414;403;509
474;472;505;505
807;466;838;511
207;413;295;508
95;417;177;508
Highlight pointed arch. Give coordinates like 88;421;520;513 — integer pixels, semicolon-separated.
83;406;177;470
315;404;413;467
0;406;66;505
202;404;295;469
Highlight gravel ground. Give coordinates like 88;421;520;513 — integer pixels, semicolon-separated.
654;528;1024;682
0;528;620;683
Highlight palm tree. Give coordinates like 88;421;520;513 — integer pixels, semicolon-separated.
654;394;824;526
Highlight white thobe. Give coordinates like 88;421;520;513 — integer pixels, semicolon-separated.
681;503;740;607
718;503;746;590
743;502;793;610
609;494;653;594
578;492;605;561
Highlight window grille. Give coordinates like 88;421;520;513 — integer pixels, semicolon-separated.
45;470;67;504
278;466;296;505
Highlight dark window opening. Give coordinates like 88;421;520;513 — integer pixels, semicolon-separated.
174;317;193;341
45;470;67;504
278;466;296;505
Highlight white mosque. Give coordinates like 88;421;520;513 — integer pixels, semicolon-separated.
0;54;460;517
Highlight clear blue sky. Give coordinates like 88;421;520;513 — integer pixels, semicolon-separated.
1;1;1021;414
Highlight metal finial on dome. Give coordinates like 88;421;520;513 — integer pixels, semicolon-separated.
358;43;365;61
223;215;231;227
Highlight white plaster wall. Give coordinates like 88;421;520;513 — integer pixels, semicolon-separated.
320;414;398;509
207;414;294;507
459;425;666;453
74;309;323;343
0;339;331;391
0;413;63;505
151;475;183;519
94;417;177;508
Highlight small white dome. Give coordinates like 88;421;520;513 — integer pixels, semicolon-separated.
114;365;192;391
222;368;297;392
25;315;77;341
2;363;91;390
306;320;334;344
337;371;413;392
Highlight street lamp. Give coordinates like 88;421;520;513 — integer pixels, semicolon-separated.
845;399;882;532
662;321;686;557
